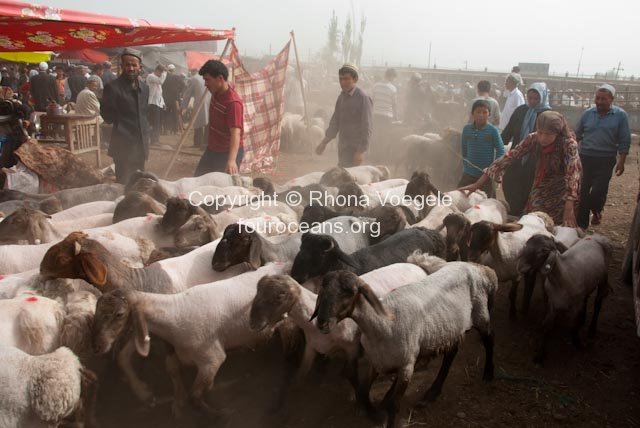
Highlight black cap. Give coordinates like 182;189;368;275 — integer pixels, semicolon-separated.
121;47;142;61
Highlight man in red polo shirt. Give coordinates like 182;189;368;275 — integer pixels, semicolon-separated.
194;60;244;176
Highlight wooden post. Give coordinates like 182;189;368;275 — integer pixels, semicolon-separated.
163;38;233;179
289;30;312;154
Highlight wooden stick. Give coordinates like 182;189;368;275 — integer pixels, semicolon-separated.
289;30;312;154
163;38;233;179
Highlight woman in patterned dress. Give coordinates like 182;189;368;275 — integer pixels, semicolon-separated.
458;110;582;226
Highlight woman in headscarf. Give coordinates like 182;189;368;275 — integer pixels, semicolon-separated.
459;111;582;226
500;82;551;216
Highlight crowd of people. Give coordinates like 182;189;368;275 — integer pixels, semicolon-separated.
314;63;630;231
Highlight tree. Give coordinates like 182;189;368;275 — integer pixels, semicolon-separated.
320;10;340;71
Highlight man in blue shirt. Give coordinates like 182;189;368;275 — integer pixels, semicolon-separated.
575;84;630;229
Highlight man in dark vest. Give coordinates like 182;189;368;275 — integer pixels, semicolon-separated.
29;62;58;112
100;48;150;184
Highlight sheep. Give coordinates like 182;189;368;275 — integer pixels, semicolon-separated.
518;234;611;364
0;229;154;275
0;290;97;359
249;262;429;407
126;170;252;196
553;226;585;249
173;200;298;248
211;216;373;271
0;345;98;428
320;165;390;187
0;207;113;244
0;198;59;217
40;232;247;404
467;212;555;319
290;227;445;283
112;191;166;223
51;200;117;222
126;177;171;204
0;183;123;209
438;199;509;261
311;258;497;428
91;262;292;416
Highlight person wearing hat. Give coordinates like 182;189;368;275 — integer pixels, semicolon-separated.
100;48;151;184
28;61;58;112
316;63;373;167
575;83;630;229
162;63;186;134
75;76;103;124
146;64;167;144
66;65;87;103
101;61;116;86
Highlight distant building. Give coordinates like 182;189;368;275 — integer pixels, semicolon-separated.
517;62;550;77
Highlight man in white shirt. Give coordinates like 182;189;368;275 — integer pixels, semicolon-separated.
75;76;103;124
146;64;166;144
499;73;525;130
371;68;397;158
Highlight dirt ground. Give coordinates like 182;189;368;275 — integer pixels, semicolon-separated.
93;131;640;428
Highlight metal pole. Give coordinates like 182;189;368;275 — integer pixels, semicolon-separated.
163;38;233;179
427;41;431;68
576;46;584;77
289;30;312;153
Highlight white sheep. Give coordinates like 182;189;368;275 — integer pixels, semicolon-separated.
0;345;96;428
51;200;117;222
312;255;497;427
467;212;554;319
92;262;292;416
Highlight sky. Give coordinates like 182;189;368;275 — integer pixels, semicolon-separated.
36;0;640;77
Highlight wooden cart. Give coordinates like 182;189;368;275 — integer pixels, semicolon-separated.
38;114;101;167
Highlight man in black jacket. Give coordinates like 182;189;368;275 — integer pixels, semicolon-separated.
29;62;58;112
100;48;150;184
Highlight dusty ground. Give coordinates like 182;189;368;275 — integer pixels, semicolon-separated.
93;132;640;428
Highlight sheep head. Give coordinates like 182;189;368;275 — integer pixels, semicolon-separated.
212;223;262;271
92;289;149;357
291;233;352;283
39;196;63;214
405;169;440;200
250;275;300;332
442;213;471;261
518;234;561;276
112;191;165;224
40;232;108;288
252;176;276;194
128;177;170;204
320;166;355;187
174;213;216;248
311;270;388;334
159;197;196;234
468;221;523;262
0;206;50;244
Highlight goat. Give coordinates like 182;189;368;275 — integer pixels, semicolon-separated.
518;234;611;364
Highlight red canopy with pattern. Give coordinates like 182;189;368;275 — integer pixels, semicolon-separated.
0;0;234;52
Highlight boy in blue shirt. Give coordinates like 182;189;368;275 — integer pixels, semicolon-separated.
459;99;505;198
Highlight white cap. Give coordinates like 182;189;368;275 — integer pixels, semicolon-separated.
167;64;175;71
38;62;48;71
597;83;616;98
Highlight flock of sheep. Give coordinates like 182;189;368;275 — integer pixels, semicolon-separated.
0;162;611;427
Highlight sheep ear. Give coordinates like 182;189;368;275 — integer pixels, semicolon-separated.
74;241;82;255
78;253;107;287
356;278;389;318
248;234;262;270
540;251;557;275
132;309;150;357
309;299;320;322
492;222;524;233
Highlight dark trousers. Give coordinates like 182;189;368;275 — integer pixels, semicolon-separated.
194;147;244;177
114;156;145;185
194;126;207;147
338;145;364;168
149;105;163;144
577;154;616;229
458;173;496;198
